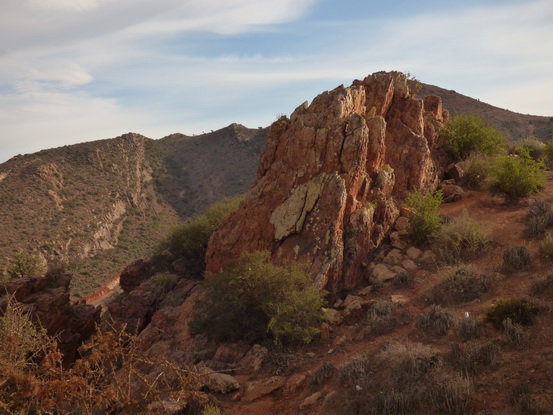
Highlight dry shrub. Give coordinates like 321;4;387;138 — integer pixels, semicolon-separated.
425;265;494;306
0;296;204;414
530;274;553;299
448;341;501;374
416;305;454;336
311;362;336;385
392;270;415;287
503;246;531;271
435;211;490;263
339;355;371;387
538;233;553;258
365;300;411;336
502;318;529;345
510;383;542;415
457;314;481;341
526;200;553;238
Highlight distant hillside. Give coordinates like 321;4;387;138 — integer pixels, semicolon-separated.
0;125;267;296
419;83;553;141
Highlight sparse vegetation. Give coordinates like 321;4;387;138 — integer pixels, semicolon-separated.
440;113;505;160
457;314;481;341
489;149;546;201
311;362;336;385
156;194;244;278
530;273;553;298
485;298;539;328
392;270;415;287
191;251;326;346
405;188;443;245
339;355;371;386
503;246;531;271
435;210;490;263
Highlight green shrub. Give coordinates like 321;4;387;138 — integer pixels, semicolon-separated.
191;251;325;346
488;149;546;201
405;189;443;245
200;405;221;415
435;210;490;263
485;298;539;328
157;194;244;277
440;113;505;160
517;137;547;160
503;246;531;271
6;252;46;279
461;154;494;189
425;266;494;306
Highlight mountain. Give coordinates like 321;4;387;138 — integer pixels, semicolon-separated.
419;83;553;141
0;124;267;296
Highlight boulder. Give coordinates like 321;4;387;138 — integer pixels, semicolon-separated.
206;71;445;296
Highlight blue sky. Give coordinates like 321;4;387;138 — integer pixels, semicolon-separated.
1;0;552;163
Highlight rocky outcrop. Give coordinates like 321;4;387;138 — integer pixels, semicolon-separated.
0;273;101;364
206;72;447;295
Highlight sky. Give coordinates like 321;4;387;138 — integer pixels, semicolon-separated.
1;0;552;163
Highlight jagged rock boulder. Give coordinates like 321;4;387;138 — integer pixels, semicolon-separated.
206;71;446;295
0;273;100;364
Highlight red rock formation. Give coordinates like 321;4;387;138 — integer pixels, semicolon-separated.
206;72;447;295
0;273;100;364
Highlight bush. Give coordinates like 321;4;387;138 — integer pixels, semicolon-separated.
516;137;547;160
425;266;494;306
526;200;553;238
6;252;46;279
461;154;494;189
405;189;443;245
530;274;553;298
0;297;204;413
440;113;505;160
156;194;243;277
457;314;481;341
339;355;371;386
416;305;454;336
503;246;531;271
485;298;539;328
311;362;336;385
393;270;415;287
448;341;501;374
435;210;490;263
365;300;411;336
190;251;326;346
539;233;553;258
488;149;546;201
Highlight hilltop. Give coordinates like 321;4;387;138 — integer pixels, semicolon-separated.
0;124;267;295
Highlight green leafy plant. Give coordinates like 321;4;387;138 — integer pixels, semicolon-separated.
485;298;539;328
156;194;244;277
461;154;494;189
191;251;326;347
440;113;505;160
488;149;546;201
405;189;444;245
6;252;46;279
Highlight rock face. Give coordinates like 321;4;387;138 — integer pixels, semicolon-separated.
206;72;446;295
0;273;101;364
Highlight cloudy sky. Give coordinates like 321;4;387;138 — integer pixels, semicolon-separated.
1;0;552;163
